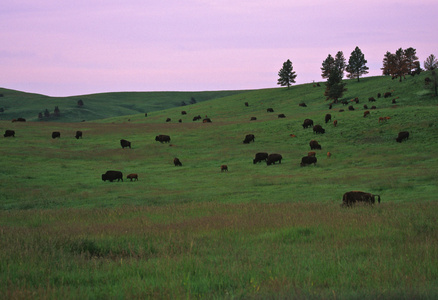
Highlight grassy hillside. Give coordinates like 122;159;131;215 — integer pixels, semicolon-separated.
0;88;249;122
0;73;437;298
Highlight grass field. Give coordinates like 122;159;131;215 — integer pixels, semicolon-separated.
1;73;437;298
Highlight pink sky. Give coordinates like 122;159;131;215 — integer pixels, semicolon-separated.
1;0;437;96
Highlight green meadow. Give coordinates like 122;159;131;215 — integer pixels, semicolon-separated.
1;72;437;299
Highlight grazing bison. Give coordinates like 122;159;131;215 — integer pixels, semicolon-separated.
181;111;187;115
267;108;274;112
243;134;255;144
368;97;376;102
278;114;286;118
309;140;321;150
327;152;332;158
379;116;391;123
13;118;26;122
4;130;15;137
363;104;368;109
127;173;138;181
307;151;316;157
250;117;257;121
203;118;212;123
178;119;182;123
370;106;377;110
166;118;171;122
302;119;314;129
75;131;82;139
52;131;61;139
300;156;317;167
102;170;123;182
266;154;282;165
396;131;409;143
221;165;228;172
192;115;202;121
299;102;307;107
384;92;392;98
120;139;131;149
313;125;325;134
325;114;331;123
377;93;381;98
174;158;182;166
333;120;338;127
348;105;355;111
342;191;381;207
245;102;249;107
155;135;171;143
392;98;397;104
253;152;269;164
363;110;370;117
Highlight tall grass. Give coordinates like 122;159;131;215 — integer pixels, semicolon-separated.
0;72;437;298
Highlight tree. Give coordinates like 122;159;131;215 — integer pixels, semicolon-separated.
190;97;197;104
277;59;297;89
324;67;347;102
346;46;369;82
381;48;418;82
181;101;186;106
404;47;419;75
44;109;50;118
54;106;60;117
334;51;346;79
321;54;335;79
424;54;438;70
38;112;43;119
382;51;396;76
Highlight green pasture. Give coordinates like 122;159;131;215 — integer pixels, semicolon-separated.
0;73;437;298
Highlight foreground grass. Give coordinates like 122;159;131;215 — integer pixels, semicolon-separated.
1;202;437;299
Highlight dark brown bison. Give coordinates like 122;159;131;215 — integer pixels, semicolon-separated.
243;134;255;144
368;97;376;102
278;114;286;118
203;118;212;123
166;118;171;122
313;125;325;134
245;102;249;107
396;131;409;143
299;102;307;107
75;131;82;139
250;117;257;121
120;139;131;149
325;114;331;123
127;173;138;181
370;106;377;110
363;110;370;117
267;108;274;112
174;158;182;166
155;135;171;143
300;156;317;167
266;154;282;165
342;191;380;207
309;140;321;150
348;105;355;111
52;131;61;139
192;115;202;121
221;165;228;172
363;104;368;109
12;118;26;122
384;92;392;98
102;170;123;182
181;111;187;115
253;152;269;164
302;119;314;129
178;119;182;123
4;130;15;137
377;93;381;98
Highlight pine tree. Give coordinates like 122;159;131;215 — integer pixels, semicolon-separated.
277;59;297;89
404;47;419;75
44;109;50;118
324;67;347;102
424;54;438;70
346;46;369;82
321;54;335;79
54;106;60;117
334;51;346;79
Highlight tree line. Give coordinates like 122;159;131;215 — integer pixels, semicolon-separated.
277;47;438;100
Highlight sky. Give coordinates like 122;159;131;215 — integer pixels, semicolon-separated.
1;0;437;97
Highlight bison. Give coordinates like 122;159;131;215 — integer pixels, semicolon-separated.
278;114;286;118
155;135;171;143
4;130;15;137
333;120;338;127
221;165;228;172
181;111;187;115
299;102;307;107
302;119;314;129
243;134;255;144
245;102;249;107
127;173;138;181
325;113;331;123
348;105;355;111
368;97;376;102
384;92;392;98
102;170;123;182
75;131;82;139
193;115;202;121
309;140;321;150
203;118;212;123
364;110;370;117
396;131;409;143
253;152;269;164
166;118;171;122
250;117;257;121
342;191;380;207
267;108;274;112
300;156;317;167
174;158;182;166
52;131;61;139
266;154;282;165
313;125;325;134
120;139;131;149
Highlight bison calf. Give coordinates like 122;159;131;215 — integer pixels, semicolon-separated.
221;165;228;172
127;173;138;181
